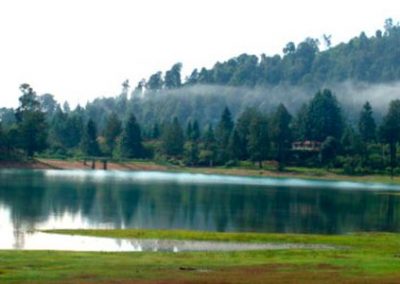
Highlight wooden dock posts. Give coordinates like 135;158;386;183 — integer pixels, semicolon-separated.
83;158;108;170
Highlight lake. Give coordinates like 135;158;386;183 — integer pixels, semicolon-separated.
1;169;400;251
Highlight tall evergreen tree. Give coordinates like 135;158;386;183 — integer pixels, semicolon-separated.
146;71;163;91
81;119;101;157
247;112;269;168
292;103;308;141
120;114;144;158
270;104;292;171
64;108;84;148
199;124;217;166
104;112;122;155
186;121;193;140
162;117;184;157
380;100;400;176
15;84;48;157
227;128;241;161
358;101;376;143
306;89;343;141
216;107;234;164
236;107;256;160
164;63;182;89
191;120;200;141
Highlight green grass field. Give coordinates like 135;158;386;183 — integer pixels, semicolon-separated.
1;229;400;283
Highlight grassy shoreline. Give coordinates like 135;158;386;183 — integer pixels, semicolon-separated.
2;229;400;283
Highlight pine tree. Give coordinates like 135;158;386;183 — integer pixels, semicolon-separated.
270;104;292;171
358;101;376;143
199;124;217;167
247;113;269;168
380;100;400;176
236;107;256;160
120;114;144;158
191;120;200;141
15;84;48;157
306;89;343;141
186;121;193;140
81;119;101;157
162;117;184;157
227;128;241;162
216;107;234;164
104;112;122;155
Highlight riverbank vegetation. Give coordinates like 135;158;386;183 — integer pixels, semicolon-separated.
1;230;400;283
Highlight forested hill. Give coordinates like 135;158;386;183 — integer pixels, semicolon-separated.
157;18;400;89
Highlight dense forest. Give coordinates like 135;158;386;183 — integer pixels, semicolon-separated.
2;19;400;175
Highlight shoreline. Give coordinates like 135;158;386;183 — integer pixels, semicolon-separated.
1;158;400;184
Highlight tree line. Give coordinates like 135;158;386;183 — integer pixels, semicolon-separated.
2;84;400;176
135;19;400;92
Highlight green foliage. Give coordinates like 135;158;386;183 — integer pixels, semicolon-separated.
183;141;199;166
236;107;256;160
103;112;122;155
80;119;101;157
216;107;234;164
380;99;400;174
146;71;163;91
358;101;376;143
162;117;184;157
320;136;339;166
15;84;48;157
306;89;343;141
247;111;269;168
120;114;144;158
199;124;217;166
164;63;182;89
227;128;241;161
270;104;292;170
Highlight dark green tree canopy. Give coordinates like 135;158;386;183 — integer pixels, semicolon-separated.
104;112;122;154
164;63;182;89
162;117;184;157
81;119;101;157
270;104;292;170
247;111;269;168
358;101;376;143
306;89;343;142
146;71;163;91
120;114;144;158
15;84;48;157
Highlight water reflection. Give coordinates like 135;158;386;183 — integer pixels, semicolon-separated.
1;169;400;250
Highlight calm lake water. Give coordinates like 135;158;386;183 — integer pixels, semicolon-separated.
1;169;400;251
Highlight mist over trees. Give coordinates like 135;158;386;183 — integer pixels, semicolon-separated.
2;19;400;175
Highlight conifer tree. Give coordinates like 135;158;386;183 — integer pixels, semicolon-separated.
199;124;217;167
270;104;292;171
216;107;234;164
358;101;376;143
15;84;48;157
104;112;122;155
380;100;400;176
81;119;101;157
247;112;269;168
162;117;184;157
120;114;144;158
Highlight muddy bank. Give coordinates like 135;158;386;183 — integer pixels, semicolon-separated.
0;159;169;171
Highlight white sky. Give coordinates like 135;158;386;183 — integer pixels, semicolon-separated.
1;0;400;108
